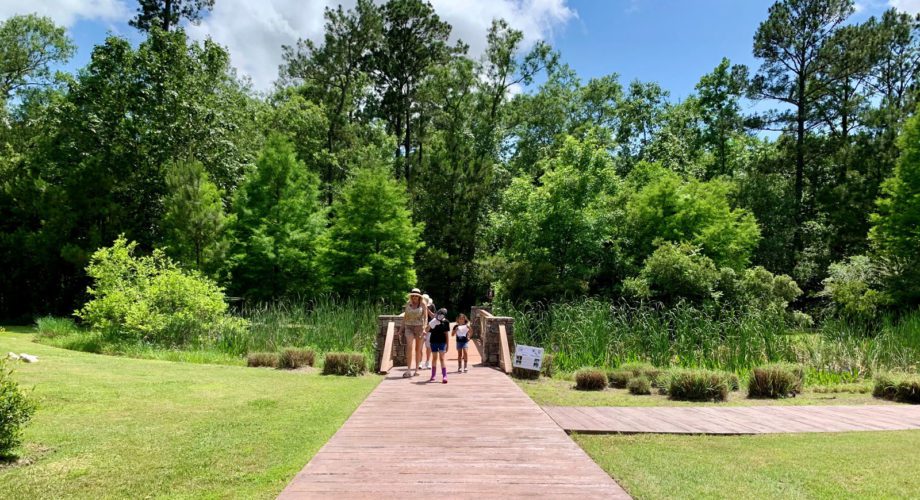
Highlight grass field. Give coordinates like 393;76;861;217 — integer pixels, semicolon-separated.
0;329;379;498
517;377;891;407
576;431;920;499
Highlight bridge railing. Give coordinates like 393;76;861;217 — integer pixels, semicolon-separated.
471;307;515;374
375;307;515;374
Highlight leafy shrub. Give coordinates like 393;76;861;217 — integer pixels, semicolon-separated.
627;375;652;395
748;363;804;398
0;360;37;457
34;316;80;339
873;372;920;404
322;352;367;376
246;352;279;368
278;348;315;369
75;237;248;347
575;369;607;391
819;255;889;324
666;369;733;401
628;243;720;303
607;369;632;389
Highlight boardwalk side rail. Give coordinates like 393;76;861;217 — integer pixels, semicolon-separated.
471;307;515;373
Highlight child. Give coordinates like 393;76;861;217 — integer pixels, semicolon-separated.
427;308;451;384
452;313;471;373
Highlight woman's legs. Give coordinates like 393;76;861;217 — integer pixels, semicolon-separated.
415;333;424;373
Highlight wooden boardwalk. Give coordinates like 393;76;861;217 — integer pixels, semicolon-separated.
544;405;920;435
279;344;630;499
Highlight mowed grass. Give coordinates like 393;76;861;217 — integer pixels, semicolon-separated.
576;431;920;499
0;330;379;498
517;378;890;407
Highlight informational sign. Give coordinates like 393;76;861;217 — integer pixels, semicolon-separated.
512;344;544;371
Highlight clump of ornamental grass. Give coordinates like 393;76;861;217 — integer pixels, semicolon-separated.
246;352;279;368
541;353;555;378
873;372;920;404
666;369;733;402
747;363;804;398
322;352;367;376
607;369;633;389
278;348;315;369
627;375;652;395
575;368;608;391
34;316;80;339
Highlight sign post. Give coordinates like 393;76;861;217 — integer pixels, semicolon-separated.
512;344;544;372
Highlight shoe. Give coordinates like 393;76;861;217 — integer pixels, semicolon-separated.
402;371;412;378
428;377;435;382
442;378;448;384
458;368;463;373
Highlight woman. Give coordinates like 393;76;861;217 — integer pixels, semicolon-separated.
400;288;427;378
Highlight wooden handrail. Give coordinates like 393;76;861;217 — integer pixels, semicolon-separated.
379;320;396;374
498;324;512;374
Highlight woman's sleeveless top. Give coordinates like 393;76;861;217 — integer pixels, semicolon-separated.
404;304;426;326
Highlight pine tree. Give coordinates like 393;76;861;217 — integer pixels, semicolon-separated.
162;159;228;273
320;166;422;303
229;134;325;300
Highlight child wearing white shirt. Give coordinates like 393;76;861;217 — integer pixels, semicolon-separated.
452;313;471;373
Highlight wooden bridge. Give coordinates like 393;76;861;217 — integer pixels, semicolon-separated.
279;308;630;499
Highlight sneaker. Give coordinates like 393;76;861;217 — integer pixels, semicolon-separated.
402;371;412;378
442;378;448;384
458;367;463;373
463;367;468;372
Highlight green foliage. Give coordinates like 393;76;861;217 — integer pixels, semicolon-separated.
747;363;805;398
628;243;720;303
130;0;215;33
322;352;368;376
873;372;920;404
870;107;920;308
665;369;733;402
0;14;75;101
0;359;36;457
278;348;316;369
624;164;761;271
627;375;652;395
229;135;326;300
819;255;888;323
246;352;279;368
162;159;229;273
575;368;608;391
75;237;247;347
320;166;422;303
607;369;632;389
34;316;79;339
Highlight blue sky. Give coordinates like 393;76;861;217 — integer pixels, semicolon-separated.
2;0;913;99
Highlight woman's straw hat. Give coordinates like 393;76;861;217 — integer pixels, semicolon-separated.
409;288;423;298
422;293;431;305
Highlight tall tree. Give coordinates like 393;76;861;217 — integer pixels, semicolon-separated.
130;0;215;33
371;0;452;191
320;166;422;303
869;108;920;308
162;159;228;273
695;58;749;177
752;0;854;252
0;14;74;102
229;135;325;300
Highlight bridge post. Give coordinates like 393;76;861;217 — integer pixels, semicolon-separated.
375;315;404;373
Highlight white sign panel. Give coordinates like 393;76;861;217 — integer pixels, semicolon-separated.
513;344;544;371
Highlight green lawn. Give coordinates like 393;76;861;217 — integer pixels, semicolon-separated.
518;377;890;407
576;431;920;499
0;329;379;498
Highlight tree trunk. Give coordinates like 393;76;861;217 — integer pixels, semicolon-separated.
163;0;173;32
794;72;807;254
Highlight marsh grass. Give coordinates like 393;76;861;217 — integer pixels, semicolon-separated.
34;317;79;339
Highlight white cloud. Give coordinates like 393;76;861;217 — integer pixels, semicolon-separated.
0;0;129;27
187;0;576;90
889;0;920;13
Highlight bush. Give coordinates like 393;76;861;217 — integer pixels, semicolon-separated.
575;369;608;391
727;372;741;392
0;360;37;457
278;348;315;369
75;237;248;347
666;369;733;402
748;363;804;398
627;375;652;395
818;255;888;324
620;362;663;385
607;369;632;389
246;352;279;368
34;316;79;339
322;352;367;376
873;372;920;404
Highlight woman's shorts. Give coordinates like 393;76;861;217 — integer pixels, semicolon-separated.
430;342;447;353
404;324;424;342
456;339;469;350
